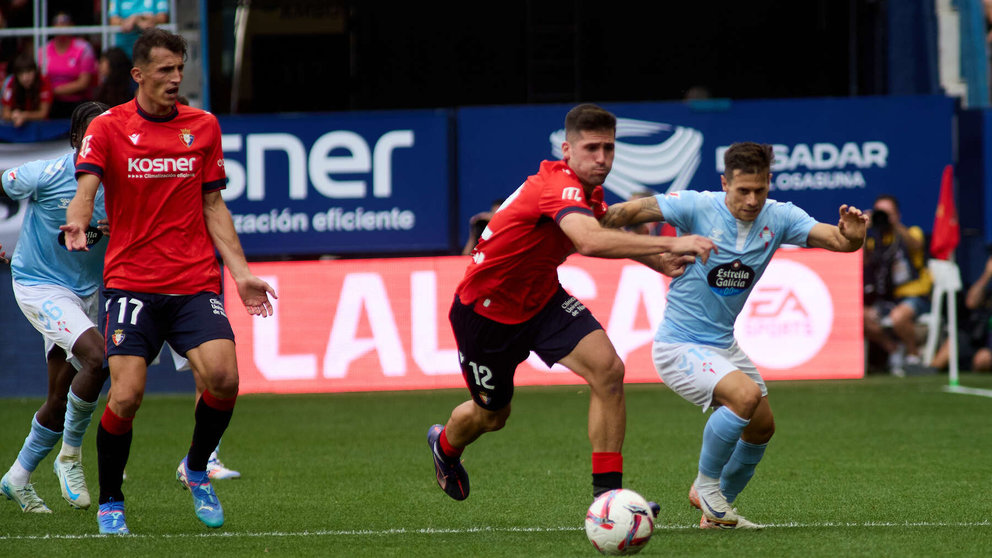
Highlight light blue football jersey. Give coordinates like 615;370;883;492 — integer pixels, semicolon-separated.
2;152;107;297
654;190;817;348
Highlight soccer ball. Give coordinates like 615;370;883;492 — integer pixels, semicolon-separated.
585;489;655;555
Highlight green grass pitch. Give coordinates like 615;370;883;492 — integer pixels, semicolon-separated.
2;374;991;556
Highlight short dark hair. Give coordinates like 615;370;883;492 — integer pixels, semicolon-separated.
564;103;616;141
133;28;187;67
874;194;900;210
724;142;774;177
70;101;109;149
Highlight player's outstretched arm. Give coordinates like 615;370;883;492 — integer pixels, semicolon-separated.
632;253;697;278
560;212;716;262
806;204;868;252
202;191;278;317
60;173;100;251
599;195;665;229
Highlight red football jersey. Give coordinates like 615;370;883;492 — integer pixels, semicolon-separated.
456;160;607;324
75;100;227;294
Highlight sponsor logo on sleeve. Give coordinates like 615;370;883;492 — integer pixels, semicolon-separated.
79;135;93;159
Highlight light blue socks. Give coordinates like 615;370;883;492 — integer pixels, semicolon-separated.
62;388;97;451
698;406;749;478
12;415;61;481
720;439;767;504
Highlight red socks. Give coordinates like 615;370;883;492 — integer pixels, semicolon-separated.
99;406;134;436
439;428;463;459
592;452;623;475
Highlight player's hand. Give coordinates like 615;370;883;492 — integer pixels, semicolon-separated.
838;204;868;241
236;274;277;317
658;253;696;278
58;223;89;251
97;218;110;236
0;244;8;265
671;234;717;264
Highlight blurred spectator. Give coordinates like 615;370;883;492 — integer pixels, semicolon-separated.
931;253;992;372
985;0;992;43
108;0;169;59
683;85;712;101
863;194;933;375
38;12;97;118
1;53;52;126
93;47;135;107
0;0;32;73
461;198;504;255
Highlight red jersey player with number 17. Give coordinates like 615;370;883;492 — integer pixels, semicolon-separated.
61;28;276;535
427;104;717;509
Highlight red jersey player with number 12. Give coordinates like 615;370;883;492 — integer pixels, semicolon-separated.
62;28;276;535
427;104;716;509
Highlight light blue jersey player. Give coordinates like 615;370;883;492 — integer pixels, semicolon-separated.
7;153;107;293
655;189;817;348
1;102;111;514
602;142;868;529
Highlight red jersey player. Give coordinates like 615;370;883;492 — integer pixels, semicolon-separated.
61;29;275;535
428;104;716;507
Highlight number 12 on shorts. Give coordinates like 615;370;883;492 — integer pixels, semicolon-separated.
467;360;494;390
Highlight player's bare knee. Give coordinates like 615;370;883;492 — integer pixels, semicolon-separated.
201;367;239;398
111;391;143;416
589;356;625;396
725;384;762;418
748;417;775;443
479;405;510;432
483;413;508;432
207;377;239;399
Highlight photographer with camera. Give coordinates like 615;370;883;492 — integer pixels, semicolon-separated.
863;194;933;375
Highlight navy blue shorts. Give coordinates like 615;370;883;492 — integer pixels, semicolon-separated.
102;289;235;364
448;285;603;411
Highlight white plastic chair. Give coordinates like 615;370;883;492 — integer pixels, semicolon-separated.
922;259;962;379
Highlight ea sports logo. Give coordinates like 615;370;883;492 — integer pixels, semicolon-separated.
735;259;833;369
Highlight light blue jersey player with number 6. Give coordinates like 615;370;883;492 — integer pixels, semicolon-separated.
600;142;868;529
1;102;110;514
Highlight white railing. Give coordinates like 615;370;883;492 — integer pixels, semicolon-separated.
0;0;178;55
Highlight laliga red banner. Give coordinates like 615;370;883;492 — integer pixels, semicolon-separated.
226;249;864;395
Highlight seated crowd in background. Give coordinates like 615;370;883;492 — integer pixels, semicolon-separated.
38;12;97;119
0;4;170;126
1;53;52;126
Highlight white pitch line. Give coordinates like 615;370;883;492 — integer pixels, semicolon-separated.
943;385;992;398
1;520;989;541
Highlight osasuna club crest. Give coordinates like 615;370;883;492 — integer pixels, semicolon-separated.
179;128;195;147
112;328;126;346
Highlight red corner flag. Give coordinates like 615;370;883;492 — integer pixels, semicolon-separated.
930;164;960;260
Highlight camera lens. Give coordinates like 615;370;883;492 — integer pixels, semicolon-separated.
871;210;890;229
